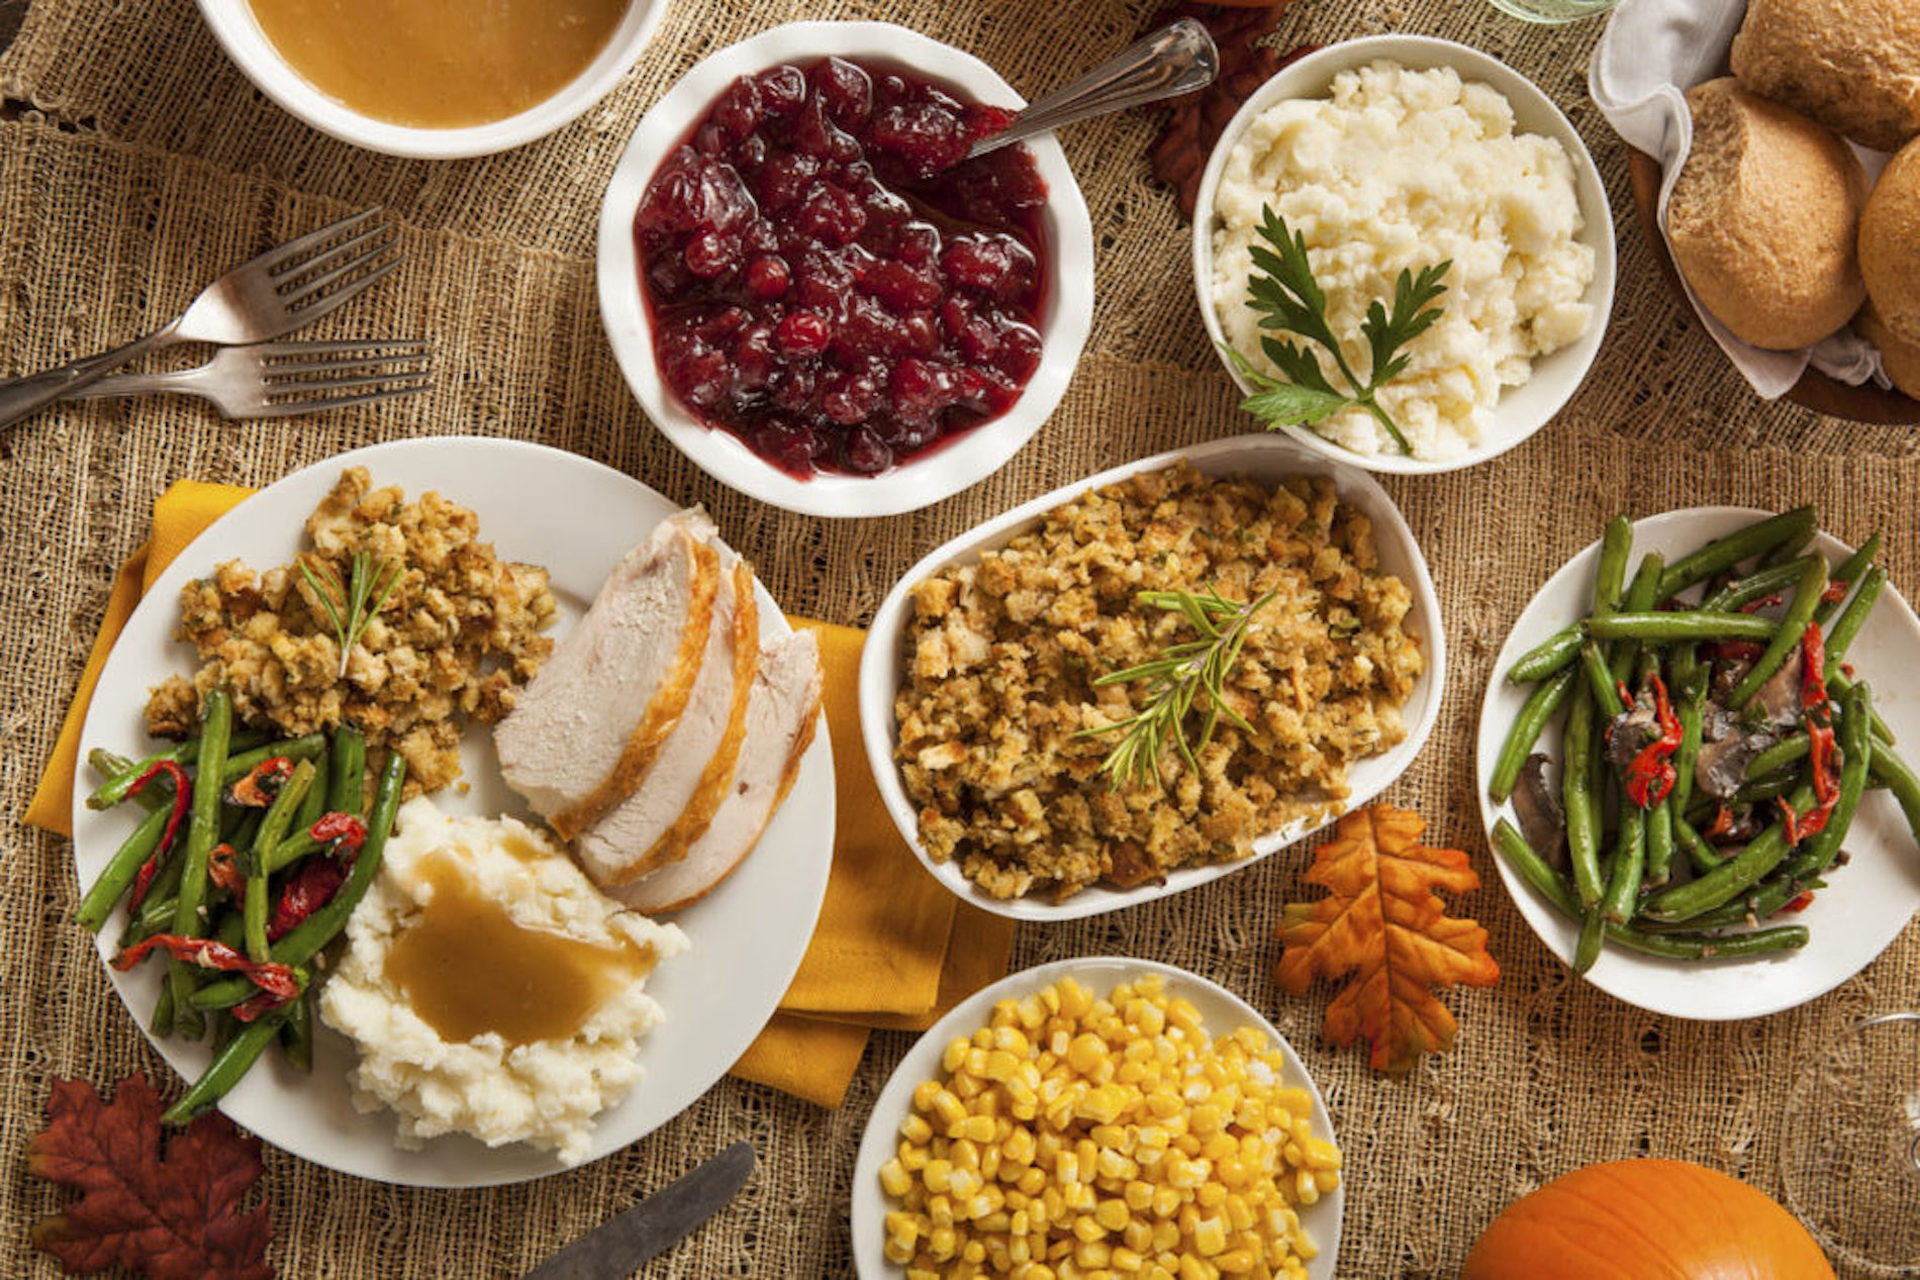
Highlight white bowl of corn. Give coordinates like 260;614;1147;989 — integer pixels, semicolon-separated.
850;957;1343;1278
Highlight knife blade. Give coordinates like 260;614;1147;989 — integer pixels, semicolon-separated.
523;1141;755;1280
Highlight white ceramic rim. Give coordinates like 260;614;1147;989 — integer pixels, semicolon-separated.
70;436;837;1185
193;0;671;159
1189;34;1618;475
848;956;1344;1279
595;21;1097;518
857;432;1447;921
1474;507;1920;1020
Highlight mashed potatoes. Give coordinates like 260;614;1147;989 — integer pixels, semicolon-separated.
319;797;687;1165
1211;61;1596;459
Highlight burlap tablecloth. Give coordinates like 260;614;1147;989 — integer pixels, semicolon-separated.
0;1;1914;1276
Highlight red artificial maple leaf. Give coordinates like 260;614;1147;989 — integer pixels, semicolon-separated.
27;1074;273;1280
1274;806;1500;1074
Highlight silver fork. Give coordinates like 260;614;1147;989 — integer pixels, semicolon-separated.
0;208;400;429
68;340;433;419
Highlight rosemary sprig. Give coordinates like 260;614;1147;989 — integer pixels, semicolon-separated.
1226;204;1450;456
299;550;403;678
1077;584;1277;790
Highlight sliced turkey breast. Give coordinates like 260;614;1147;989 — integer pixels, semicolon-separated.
575;518;761;885
494;513;718;834
608;629;822;913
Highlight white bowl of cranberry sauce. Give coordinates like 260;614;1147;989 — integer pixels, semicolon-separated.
596;22;1096;517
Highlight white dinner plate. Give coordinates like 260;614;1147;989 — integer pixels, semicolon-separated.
848;957;1344;1279
858;433;1445;921
1475;507;1920;1020
71;436;836;1185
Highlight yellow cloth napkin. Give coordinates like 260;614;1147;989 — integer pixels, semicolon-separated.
28;480;1015;1110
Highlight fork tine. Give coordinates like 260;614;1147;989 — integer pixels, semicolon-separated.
270;226;390;285
268;371;433;398
277;233;398;307
256;208;382;275
254;339;431;360
261;379;433;418
283;256;402;322
260;346;432;378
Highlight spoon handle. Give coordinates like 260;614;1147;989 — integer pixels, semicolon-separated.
968;18;1220;160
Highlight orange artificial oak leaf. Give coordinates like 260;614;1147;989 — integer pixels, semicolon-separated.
27;1073;273;1280
1273;806;1500;1074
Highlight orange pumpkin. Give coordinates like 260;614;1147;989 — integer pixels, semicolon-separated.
1463;1159;1835;1280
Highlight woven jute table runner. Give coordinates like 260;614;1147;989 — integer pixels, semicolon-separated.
1;0;1915;1275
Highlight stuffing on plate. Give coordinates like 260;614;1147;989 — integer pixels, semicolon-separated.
144;468;557;795
893;463;1423;900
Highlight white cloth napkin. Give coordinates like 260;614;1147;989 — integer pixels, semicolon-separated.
1587;0;1887;398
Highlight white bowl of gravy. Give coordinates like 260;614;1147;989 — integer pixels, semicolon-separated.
196;0;669;159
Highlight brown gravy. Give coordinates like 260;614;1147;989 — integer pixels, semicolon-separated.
247;0;629;129
386;855;654;1046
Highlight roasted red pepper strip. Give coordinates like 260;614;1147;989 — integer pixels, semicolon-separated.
1821;580;1848;604
232;988;295;1023
1777;623;1845;843
1709;640;1766;664
1706;805;1735;841
110;934;299;1008
206;843;246;896
1737;595;1784;614
267;856;347;942
1624;674;1684;809
1799;623;1829;715
230;756;294;807
1782;890;1817;913
125;760;191;912
308;811;367;853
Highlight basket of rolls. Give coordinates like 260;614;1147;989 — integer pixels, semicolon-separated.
1590;0;1920;423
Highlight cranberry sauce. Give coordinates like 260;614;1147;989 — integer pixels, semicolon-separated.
635;57;1050;478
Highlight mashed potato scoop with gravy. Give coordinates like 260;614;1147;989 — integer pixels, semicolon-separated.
319;797;687;1166
1211;61;1595;460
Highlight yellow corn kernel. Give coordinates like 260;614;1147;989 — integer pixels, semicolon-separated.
1075;1238;1113;1268
927;1225;958;1261
880;1158;913;1198
1112;1246;1146;1272
1124;1180;1154;1211
1122;1219;1153;1254
1178;1254;1210;1280
924;1159;954;1195
1215;1247;1256;1275
930;1089;967;1128
1094;1198;1131;1232
950;1168;983;1201
1197;1183;1228;1209
928;1194;955;1228
1223;1194;1254;1233
898;1141;930;1173
955;1114;996;1144
1071;1214;1105;1243
963;1238;986;1264
899;1112;933;1145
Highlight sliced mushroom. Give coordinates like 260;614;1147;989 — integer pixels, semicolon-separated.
1695;731;1777;800
1605;688;1661;770
1749;649;1806;732
1513;753;1567;871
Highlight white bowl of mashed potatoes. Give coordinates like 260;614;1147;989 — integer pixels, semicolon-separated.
1193;36;1615;474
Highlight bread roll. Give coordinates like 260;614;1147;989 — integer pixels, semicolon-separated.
1859;137;1920;343
1855;301;1920;400
1667;79;1867;351
1731;0;1920;153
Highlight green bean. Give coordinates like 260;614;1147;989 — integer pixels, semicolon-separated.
1672;811;1724;874
1644;783;1816;921
1733;772;1800;806
75;803;173;933
1758;522;1817;569
168;690;233;1040
1644;797;1675;888
1507;626;1582;684
1813;534;1882;628
1670;643;1705;820
1586;613;1776;643
295;751;330;833
1493;819;1578;916
1606;924;1809;960
1600;808;1646;926
1594;517;1632;611
1563;683;1604;908
279;988;314;1075
1578;642;1627;718
1637;876;1828;932
194;753;406;1011
1699;557;1819;614
267;832;319;874
1726;555;1828;710
246;760;315;963
1609;553;1665;683
85;741;195;809
1868;741;1920;849
86;750;170;813
325;725;367;817
219;735;326;787
215;909;246;950
149;980;176;1038
1573;906;1606;973
1656;506;1817;601
1824;565;1885;667
1745;734;1810;782
1828;669;1895;746
161;1003;294;1125
1490;668;1577;802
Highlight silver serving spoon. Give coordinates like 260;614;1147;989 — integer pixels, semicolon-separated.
966;18;1220;161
